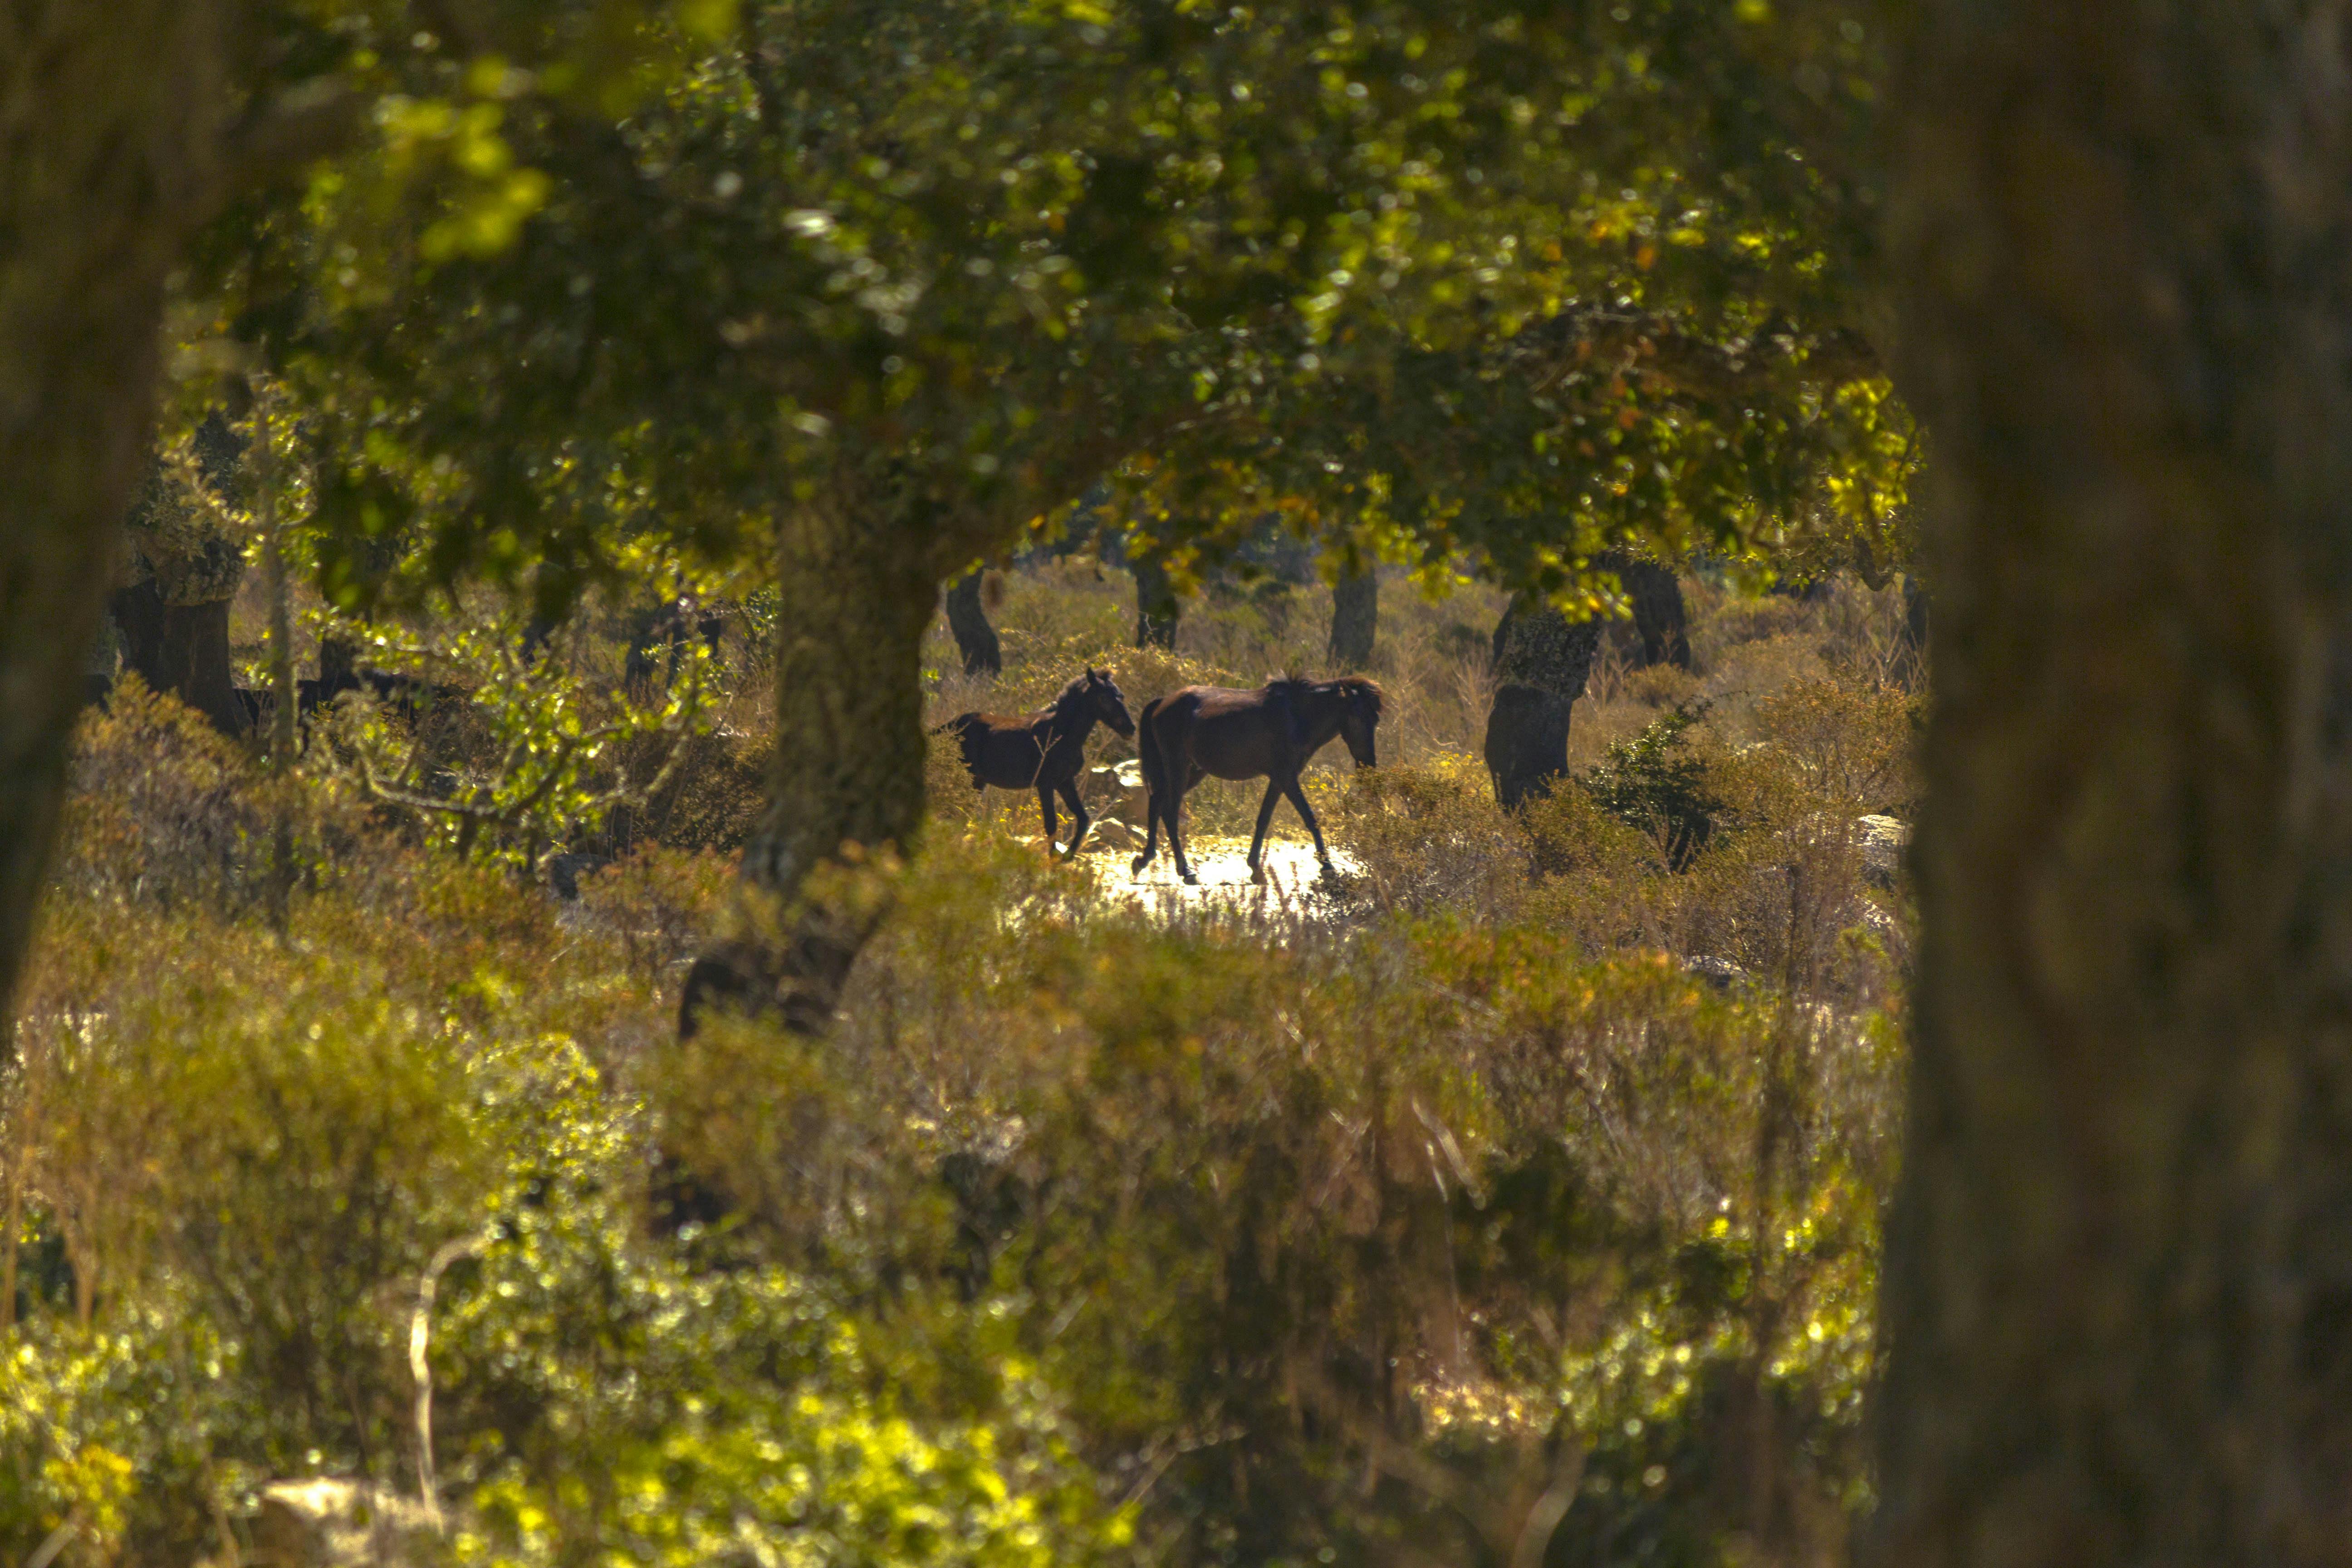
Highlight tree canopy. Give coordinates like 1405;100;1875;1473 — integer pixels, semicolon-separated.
186;0;1912;615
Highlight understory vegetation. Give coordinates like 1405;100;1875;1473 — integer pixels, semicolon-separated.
3;566;1916;1568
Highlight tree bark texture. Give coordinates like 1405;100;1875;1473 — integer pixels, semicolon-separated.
1482;602;1598;810
1329;564;1378;669
1868;4;2352;1564
0;1;241;1024
680;482;941;1036
1595;550;1690;671
945;568;1002;675
1134;554;1180;649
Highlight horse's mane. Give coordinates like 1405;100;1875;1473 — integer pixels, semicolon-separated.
1041;670;1108;718
1269;674;1384;719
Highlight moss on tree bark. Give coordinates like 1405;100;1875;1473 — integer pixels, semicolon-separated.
1482;599;1598;810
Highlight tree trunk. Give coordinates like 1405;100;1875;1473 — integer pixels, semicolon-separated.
1134;554;1180;649
1482;600;1598;810
1866;4;2352;1563
679;486;940;1037
1893;572;1931;691
257;385;296;926
0;1;240;1024
1596;550;1690;671
111;583;245;733
1329;564;1378;669
945;567;1002;675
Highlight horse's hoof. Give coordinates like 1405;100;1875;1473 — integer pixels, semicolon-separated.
1181;873;1200;887
1131;854;1150;875
1250;863;1267;886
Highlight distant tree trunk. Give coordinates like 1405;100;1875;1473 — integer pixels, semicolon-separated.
256;384;296;926
1328;565;1378;669
1134;554;1179;649
1893;572;1930;690
1482;600;1598;809
112;584;244;732
679;483;940;1037
945;567;1002;675
0;0;243;1029
1596;550;1690;670
1866;3;2352;1564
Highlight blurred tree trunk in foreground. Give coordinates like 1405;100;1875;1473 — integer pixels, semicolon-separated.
1868;1;2352;1562
944;568;1002;676
0;2;241;1026
1483;600;1597;809
1328;565;1378;669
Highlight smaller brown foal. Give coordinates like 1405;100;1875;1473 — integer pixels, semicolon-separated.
938;667;1137;856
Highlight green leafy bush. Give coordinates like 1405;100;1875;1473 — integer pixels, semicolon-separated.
1579;704;1720;868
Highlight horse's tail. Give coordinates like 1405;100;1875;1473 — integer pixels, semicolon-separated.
1132;699;1168;869
1135;701;1167;807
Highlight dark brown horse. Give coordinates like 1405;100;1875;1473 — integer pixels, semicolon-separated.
1130;676;1382;885
939;667;1137;855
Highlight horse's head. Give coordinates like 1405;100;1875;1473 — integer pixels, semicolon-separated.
1334;677;1383;767
1086;666;1137;737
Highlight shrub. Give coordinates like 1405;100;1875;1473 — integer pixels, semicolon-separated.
1579;703;1720;868
4;566;1919;1568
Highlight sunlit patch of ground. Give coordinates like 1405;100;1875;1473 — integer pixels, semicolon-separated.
1069;830;1361;917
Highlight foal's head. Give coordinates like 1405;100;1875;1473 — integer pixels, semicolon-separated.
1066;666;1137;737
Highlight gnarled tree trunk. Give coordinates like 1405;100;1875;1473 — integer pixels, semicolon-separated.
1482;600;1598;810
0;1;241;1025
945;567;1002;675
1867;2;2352;1562
679;479;941;1037
1328;564;1377;669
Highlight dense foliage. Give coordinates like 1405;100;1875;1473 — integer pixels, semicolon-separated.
6;571;1913;1567
164;0;1917;614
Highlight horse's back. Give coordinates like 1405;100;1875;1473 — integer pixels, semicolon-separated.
951;711;1053;787
1154;685;1293;779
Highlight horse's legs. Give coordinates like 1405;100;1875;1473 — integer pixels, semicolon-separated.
1037;784;1060;852
1283;776;1337;874
1166;770;1200;885
1132;790;1160;874
1057;778;1090;857
1246;779;1284;884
